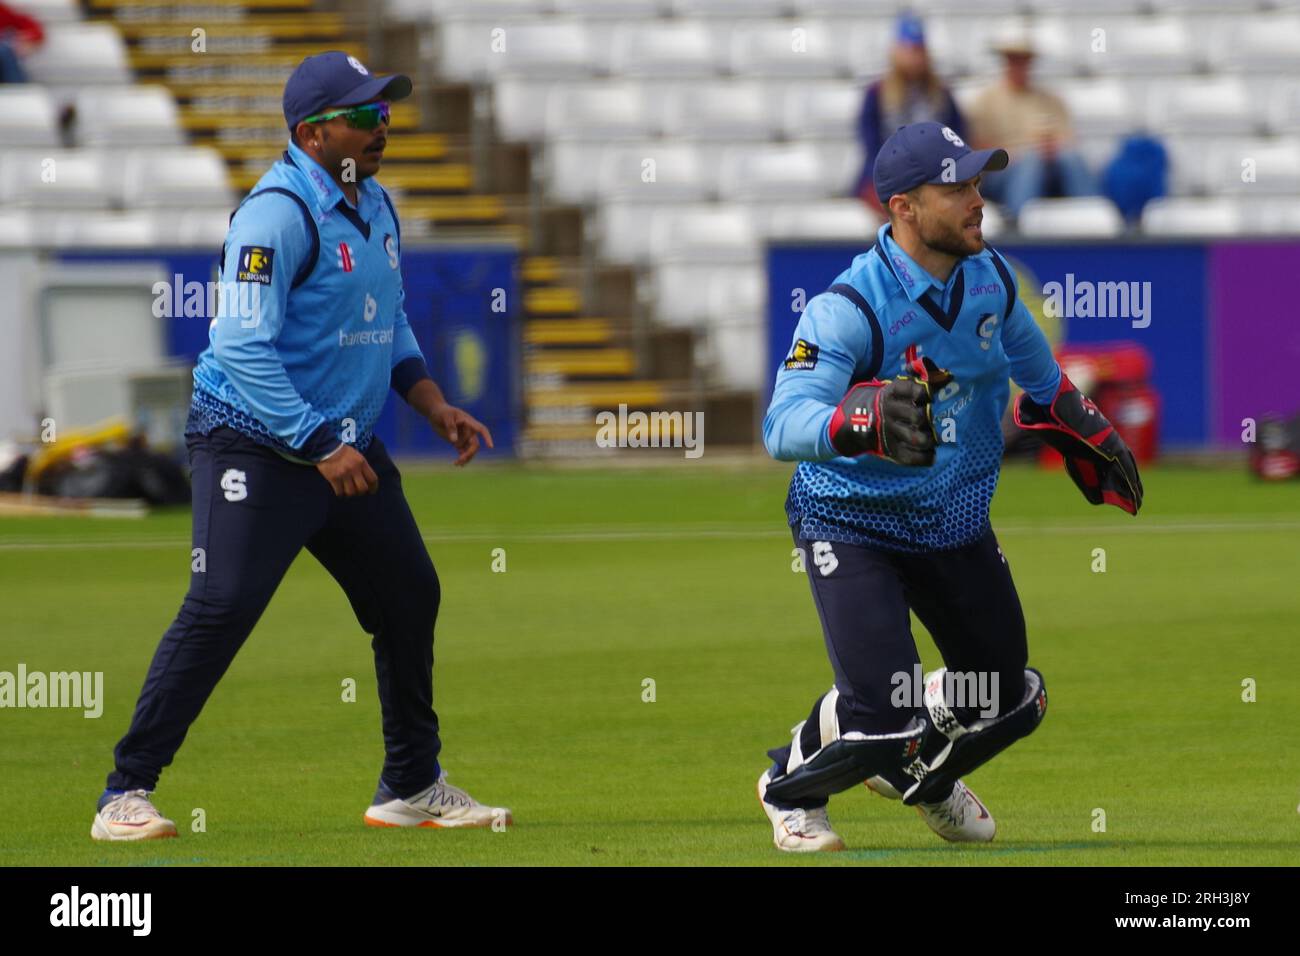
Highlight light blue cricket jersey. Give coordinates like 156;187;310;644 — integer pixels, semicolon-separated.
764;222;1062;553
188;138;428;460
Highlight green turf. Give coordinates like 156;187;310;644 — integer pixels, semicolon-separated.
1;460;1297;866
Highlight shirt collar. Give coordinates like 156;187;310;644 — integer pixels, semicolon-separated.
284;138;379;219
875;223;947;302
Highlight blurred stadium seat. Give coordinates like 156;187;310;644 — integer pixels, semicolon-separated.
0;86;61;147
1141;197;1245;236
1019;197;1126;237
1;148;114;209
73;87;184;147
24;23;131;85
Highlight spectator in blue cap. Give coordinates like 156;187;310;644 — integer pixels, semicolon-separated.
853;12;965;213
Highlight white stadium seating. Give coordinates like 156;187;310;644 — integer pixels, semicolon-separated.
10;0;81;25
74;87;185;147
716;144;828;201
727;22;846;78
610;22;718;78
662;81;780;141
545;83;655;140
648;203;759;262
1214;16;1300;73
1204;137;1300;195
1141;197;1245;236
23;23;131;86
0;149;114;209
1018;197;1125;238
1148;77;1260;137
0;86;62;147
121;148;235;209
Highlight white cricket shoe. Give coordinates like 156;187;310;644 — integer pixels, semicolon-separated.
916;780;995;842
756;769;846;853
91;789;178;842
363;771;512;829
865;775;996;843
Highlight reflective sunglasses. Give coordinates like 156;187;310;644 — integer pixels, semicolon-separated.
303;101;390;130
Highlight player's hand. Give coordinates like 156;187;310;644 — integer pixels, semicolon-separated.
427;403;494;467
316;444;379;496
828;352;953;466
1014;372;1143;514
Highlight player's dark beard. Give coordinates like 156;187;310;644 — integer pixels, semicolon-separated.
918;210;982;258
319;128;374;183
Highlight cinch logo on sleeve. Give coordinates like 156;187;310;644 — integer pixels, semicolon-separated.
236;246;274;284
784;339;820;371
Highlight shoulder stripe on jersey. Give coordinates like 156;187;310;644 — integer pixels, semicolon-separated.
827;282;884;382
224;187;320;289
380;188;400;242
984;244;1017;321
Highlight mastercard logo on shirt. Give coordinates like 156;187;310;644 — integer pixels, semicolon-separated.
237;246;275;284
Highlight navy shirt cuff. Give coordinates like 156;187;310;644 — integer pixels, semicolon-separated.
391;356;431;399
299;422;341;461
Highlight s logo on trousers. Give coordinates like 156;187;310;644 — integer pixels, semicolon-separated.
221;468;247;502
812;541;838;577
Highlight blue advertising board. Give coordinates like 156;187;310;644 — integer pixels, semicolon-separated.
61;244;521;457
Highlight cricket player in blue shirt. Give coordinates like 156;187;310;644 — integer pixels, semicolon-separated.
756;122;1143;852
92;52;511;840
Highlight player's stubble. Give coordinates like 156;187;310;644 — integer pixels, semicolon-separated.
913;196;985;260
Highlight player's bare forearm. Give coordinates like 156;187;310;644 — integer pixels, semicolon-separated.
403;377;495;466
403;376;449;420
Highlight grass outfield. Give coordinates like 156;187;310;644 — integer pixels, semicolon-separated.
0;460;1296;866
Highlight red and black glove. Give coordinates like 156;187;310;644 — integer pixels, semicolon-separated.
829;347;953;466
1013;372;1144;515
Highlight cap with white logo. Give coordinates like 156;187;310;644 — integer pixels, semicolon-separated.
872;121;1009;202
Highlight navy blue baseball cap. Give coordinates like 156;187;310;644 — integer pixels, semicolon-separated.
283;51;413;131
873;121;1008;202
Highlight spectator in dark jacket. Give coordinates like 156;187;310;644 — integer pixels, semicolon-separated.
853;12;964;212
0;2;44;83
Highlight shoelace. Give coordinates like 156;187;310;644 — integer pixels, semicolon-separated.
787;807;831;835
924;790;968;828
104;790;157;822
414;775;476;810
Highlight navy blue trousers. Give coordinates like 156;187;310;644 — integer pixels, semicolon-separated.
107;427;441;797
769;527;1029;802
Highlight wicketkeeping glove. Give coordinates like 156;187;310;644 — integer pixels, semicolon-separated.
1013;372;1144;515
828;347;953;466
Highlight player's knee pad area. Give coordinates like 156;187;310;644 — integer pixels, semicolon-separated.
901;667;1048;805
764;687;927;805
